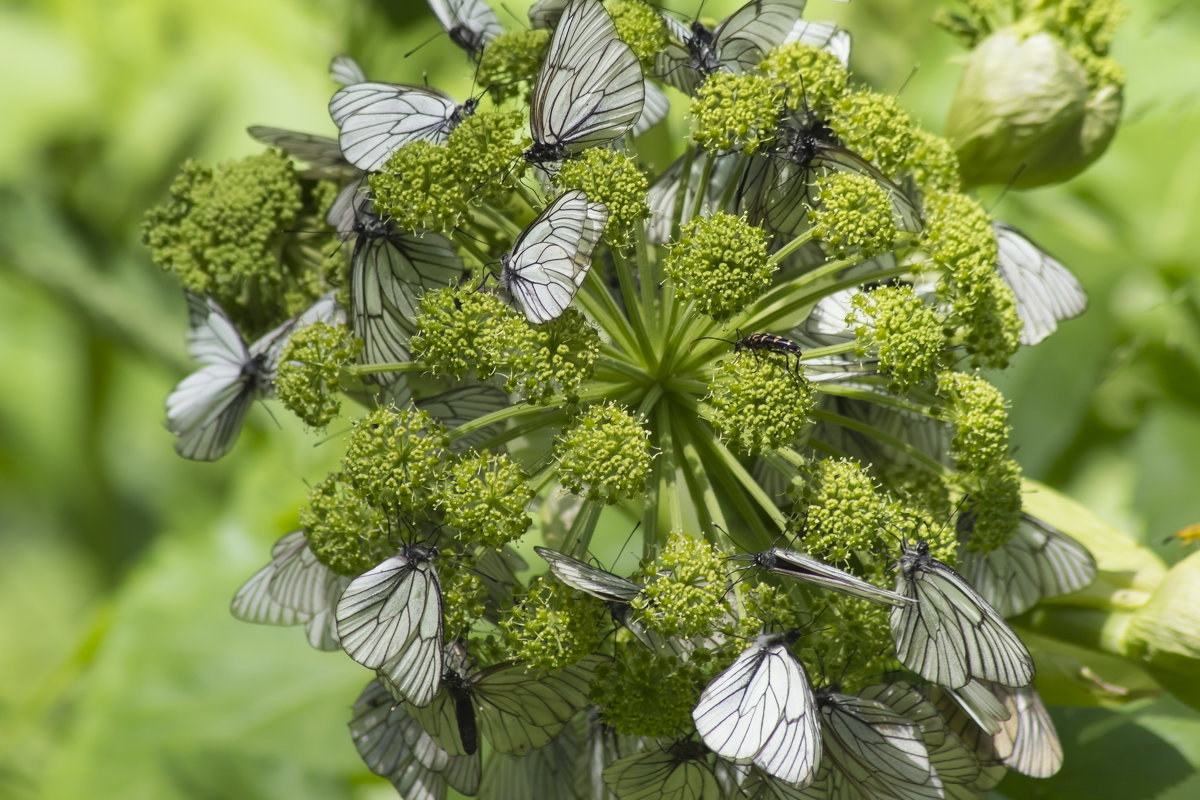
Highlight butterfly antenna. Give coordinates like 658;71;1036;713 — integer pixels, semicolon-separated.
895;64;919;98
311;423;355;450
403;31;442;59
614;520;643;567
985;164;1027;214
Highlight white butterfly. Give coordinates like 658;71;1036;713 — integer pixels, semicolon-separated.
411;650;605;756
427;0;503;60
330;81;477;172
477;715;585;800
930;679;1062;779
655;0;808;95
165;292;343;461
816;689;944;800
329;53;367;86
416;384;510;451
692;630;820;786
993;222;1087;346
499;189;608;323
890;540;1035;689
527;0;568;30
350;678;481;800
957;508;1097;617
230;530;352;651
335;545;444;707
348;193;465;402
525;0;645;167
601;740;721;800
743;547;915;607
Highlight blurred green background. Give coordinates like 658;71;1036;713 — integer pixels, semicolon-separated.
1;0;1198;797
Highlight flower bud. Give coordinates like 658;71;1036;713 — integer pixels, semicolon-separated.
944;28;1121;188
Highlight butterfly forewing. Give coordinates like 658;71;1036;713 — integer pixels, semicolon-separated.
330;82;467;172
993;222;1086;346
428;0;503;58
756;548;915;607
529;0;644;160
500;189;608;323
818;691;940;799
602;743;721;800
535;546;642;603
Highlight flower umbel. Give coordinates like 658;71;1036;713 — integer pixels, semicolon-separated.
148;2;1120;796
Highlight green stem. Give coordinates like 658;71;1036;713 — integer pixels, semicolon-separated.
610;245;657;369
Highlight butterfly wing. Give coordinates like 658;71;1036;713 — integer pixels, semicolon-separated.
471;654;605;756
535;546;642;603
992;222;1086;346
654;13;702;94
711;0;808;75
959;513;1097;617
428;0;503;57
811;142;924;233
500;189;608;323
632;79;670;136
166;293;257;461
335;552;444;707
602;744;721;800
529;0;644;157
416;384;510;451
764;548;915;607
247;126;353;180
692;637;820;785
330;82;463;172
890;544;1035;689
818;691;942;800
329;54;367;86
989;683;1062;778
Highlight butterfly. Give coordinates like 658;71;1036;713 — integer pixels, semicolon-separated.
890;540;1035;689
416;384;510;451
347;193;465;402
165;292;343;461
655;0;808;95
477;714;586;800
410;649;605;756
499;189;608;323
992;222;1087;346
329;81;478;172
692;629;821;786
601;739;722;800
815;688;944;800
335;544;445;707
349;678;481;799
230;530;351;651
957;506;1097;617
524;0;645;167
427;0;503;60
740;547;915;607
740;112;924;237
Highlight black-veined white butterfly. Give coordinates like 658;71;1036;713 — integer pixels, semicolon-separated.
890;540;1035;689
165;292;343;461
329;53;367;86
335;544;444;707
957;507;1097;617
411;649;605;756
784;18;851;68
330;81;478;172
815;688;943;800
417;384;510;451
350;678;481;800
534;546;688;657
428;0;503;60
499;189;608;323
741;547;915;607
231;530;352;651
858;680;984;789
692;630;820;786
527;0;568;30
655;0;808;95
740;112;924;236
524;0;645;167
601;739;721;800
993;222;1087;346
348;193;465;402
645;152;738;244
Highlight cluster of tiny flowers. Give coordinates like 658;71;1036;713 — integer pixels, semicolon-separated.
142;1;1109;797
